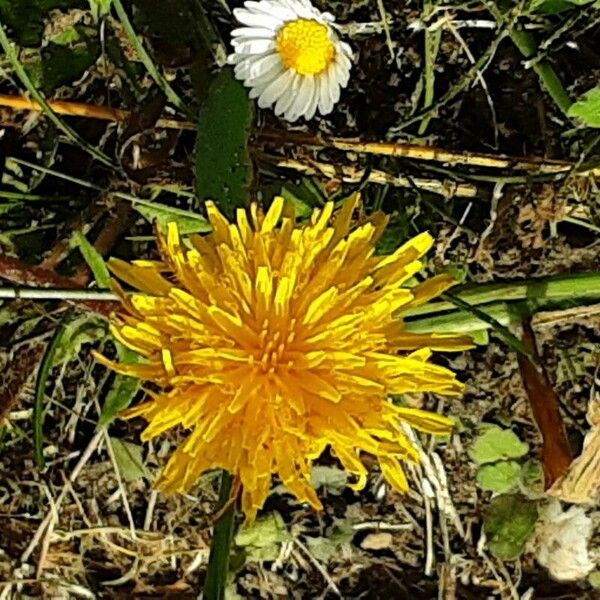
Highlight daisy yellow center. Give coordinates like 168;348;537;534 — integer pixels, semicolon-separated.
276;19;335;76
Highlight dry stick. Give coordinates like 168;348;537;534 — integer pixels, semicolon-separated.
0;94;596;176
0;94;195;131
270;155;479;198
293;538;341;597
0;255;117;314
259;130;590;175
21;429;104;563
533;302;600;328
103;430;137;541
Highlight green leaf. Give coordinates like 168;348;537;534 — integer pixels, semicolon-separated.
589;571;600;590
88;0;112;18
41;41;99;92
484;494;538;560
235;512;291;561
131;0;197;45
476;461;522;493
50;26;81;46
52;314;107;366
529;0;576;13
280;181;325;218
310;466;348;495
520;460;545;492
0;0;82;46
0;202;21;215
110;437;149;481
305;537;339;563
470;426;529;465
98;373;140;427
568;86;600;128
132;200;211;235
34;309;76;468
306;519;355;562
195;67;254;218
235;512;290;548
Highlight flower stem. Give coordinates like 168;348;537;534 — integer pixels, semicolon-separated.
204;471;235;600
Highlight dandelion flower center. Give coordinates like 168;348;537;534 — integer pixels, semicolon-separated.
276;19;335;75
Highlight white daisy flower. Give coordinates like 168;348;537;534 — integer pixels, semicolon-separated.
229;0;353;122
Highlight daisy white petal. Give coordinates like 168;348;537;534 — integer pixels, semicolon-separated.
235;52;280;80
318;70;333;114
258;69;295;108
304;77;320;121
286;75;314;121
244;62;285;88
275;73;301;116
231;27;275;39
229;0;353;122
233;8;283;30
232;38;277;55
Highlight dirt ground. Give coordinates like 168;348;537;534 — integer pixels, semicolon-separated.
1;0;600;598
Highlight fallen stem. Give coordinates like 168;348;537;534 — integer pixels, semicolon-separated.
1;93;596;176
0;288;118;301
405;272;600;318
258;130;597;176
0;93;195;130
269;155;479;198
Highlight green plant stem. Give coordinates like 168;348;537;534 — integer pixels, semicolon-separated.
404;272;600;347
204;471;235;600
443;292;536;363
405;272;600;318
9;157;211;231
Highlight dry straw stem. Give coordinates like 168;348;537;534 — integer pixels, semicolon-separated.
270;155;478;198
261;131;600;177
0;94;195;131
2;94;598;177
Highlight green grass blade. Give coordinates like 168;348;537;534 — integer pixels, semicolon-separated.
418;0;442;135
34;310;74;468
71;231;111;289
442;292;537;364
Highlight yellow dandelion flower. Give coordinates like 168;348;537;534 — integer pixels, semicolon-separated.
96;194;472;521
